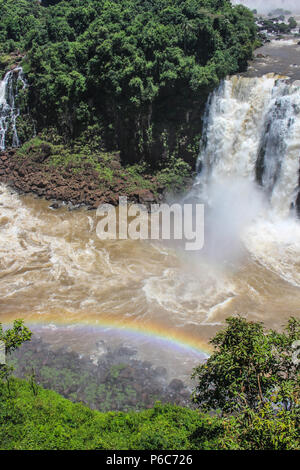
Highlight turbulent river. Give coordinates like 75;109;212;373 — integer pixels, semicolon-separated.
1;41;300;383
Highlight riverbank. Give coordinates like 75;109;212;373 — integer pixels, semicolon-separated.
0;138;193;210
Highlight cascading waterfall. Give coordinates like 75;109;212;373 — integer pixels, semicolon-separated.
0;67;26;150
192;73;300;287
196;74;300;218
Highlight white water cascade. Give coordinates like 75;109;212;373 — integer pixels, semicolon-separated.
0;67;26;150
191;74;300;288
196;74;300;218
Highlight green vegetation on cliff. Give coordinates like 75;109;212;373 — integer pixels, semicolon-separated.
0;0;258;171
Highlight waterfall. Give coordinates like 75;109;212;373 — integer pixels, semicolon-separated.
0;67;27;150
197;74;300;218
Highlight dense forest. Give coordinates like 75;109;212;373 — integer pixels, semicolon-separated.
0;0;258;171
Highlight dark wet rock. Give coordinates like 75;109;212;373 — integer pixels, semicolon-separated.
142;361;152;369
137;189;156;204
49;202;62;210
168;379;185;392
0;149;160;210
8;336;193;412
116;346;137;357
33;143;52;163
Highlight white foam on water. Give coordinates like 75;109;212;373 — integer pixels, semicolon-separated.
195;74;300;287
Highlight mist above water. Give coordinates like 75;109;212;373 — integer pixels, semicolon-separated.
200;177;266;265
191;73;300;288
232;0;300;14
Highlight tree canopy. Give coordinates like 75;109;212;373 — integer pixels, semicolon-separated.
0;0;258;165
192;316;300;414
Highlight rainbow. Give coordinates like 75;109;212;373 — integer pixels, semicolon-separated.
2;312;213;357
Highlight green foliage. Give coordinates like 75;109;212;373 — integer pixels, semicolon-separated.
16;133;193;196
192;317;300;413
156;157;192;192
0;320;32;356
0;320;32;396
1;376;298;450
222;404;299;450
257;15;297;35
0;0;258;166
191;317;299;450
288;17;297;30
0;378;216;450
